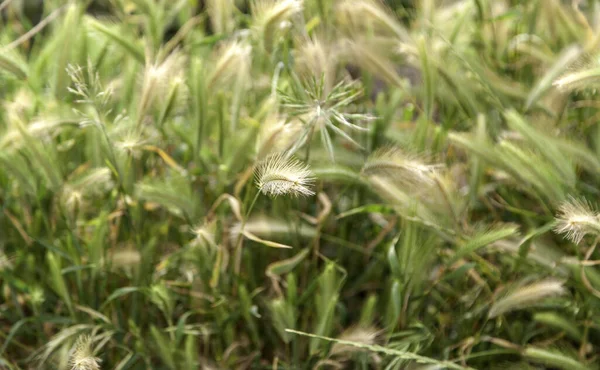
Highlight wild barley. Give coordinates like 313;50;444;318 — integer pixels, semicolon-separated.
136;51;185;128
3;87;35;121
61;167;114;216
251;0;303;50
336;0;410;42
207;0;236;34
230;216;317;242
191;221;218;249
293;35;338;91
489;279;566;318
208;39;252;88
330;326;380;356
256;114;302;159
69;335;101;370
554;197;600;244
341;37;407;88
553;53;600;92
255;153;315;197
362;147;439;188
113;128;151;158
1;118;68;151
106;249;141;270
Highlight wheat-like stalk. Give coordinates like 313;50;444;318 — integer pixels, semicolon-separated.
554;197;600;244
207;0;236;34
69;335;101;370
362;147;439;187
553;54;600;92
330;326;380;356
209;39;252;88
255;154;314;197
251;0;303;49
489;279;566;318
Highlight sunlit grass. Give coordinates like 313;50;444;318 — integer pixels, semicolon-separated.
1;0;600;369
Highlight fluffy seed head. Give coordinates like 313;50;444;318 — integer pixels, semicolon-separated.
330;326;380;356
256;115;302;159
191;221;218;249
69;335;101;370
251;0;303;49
61;167;114;215
137;52;185;126
362;147;439;188
207;0;236;34
107;249;141;270
554;197;600;244
489;279;566;318
336;0;409;41
209;40;252;88
294;36;338;90
553;52;600;92
255;154;314;197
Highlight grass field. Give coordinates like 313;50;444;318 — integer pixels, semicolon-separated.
2;0;600;369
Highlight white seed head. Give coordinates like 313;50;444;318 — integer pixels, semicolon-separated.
255;154;314;197
251;0;303;49
69;335;101;370
330;326;380;356
336;0;409;41
207;0;236;34
362;147;439;188
294;36;337;88
552;52;600;92
554;197;600;244
256;115;302;159
210;40;252;88
252;0;303;28
108;249;141;269
191;221;218;249
489;279;566;318
137;52;185;120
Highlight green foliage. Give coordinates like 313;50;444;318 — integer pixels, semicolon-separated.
2;0;600;369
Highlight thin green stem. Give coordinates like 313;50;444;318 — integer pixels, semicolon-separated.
233;191;262;276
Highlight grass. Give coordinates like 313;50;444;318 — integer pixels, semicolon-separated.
1;0;600;369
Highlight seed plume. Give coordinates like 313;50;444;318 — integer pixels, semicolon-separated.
554;197;600;244
255;154;314;197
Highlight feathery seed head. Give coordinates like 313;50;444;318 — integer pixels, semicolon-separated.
255;154;314;197
330;326;380;356
107;249;141;270
554;197;600;244
342;37;407;88
69;335;100;370
136;52;185;126
191;221;218;249
251;0;303;50
61;167;114;216
112;122;158;158
1;118;66;150
553;53;600;92
362;147;439;188
209;40;252;88
4;87;35;121
256;115;302;159
489;279;566;318
294;36;338;91
336;0;409;41
207;0;236;34
114;132;147;156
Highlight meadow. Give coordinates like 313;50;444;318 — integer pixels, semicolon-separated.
2;0;600;369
